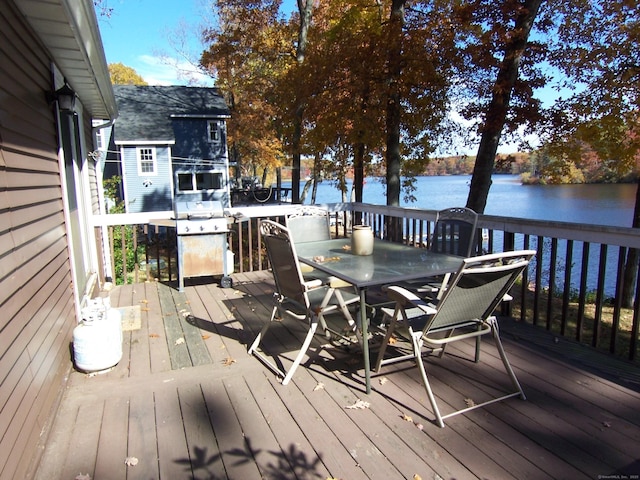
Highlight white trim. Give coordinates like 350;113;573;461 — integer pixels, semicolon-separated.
116;140;175;145
121;145;130;213
170;114;230;119
207;119;221;143
136;146;158;176
94;148;114;282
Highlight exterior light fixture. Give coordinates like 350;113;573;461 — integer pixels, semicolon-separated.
49;83;76;113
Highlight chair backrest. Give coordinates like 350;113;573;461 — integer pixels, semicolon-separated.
285;206;331;244
424;250;536;333
259;220;308;309
430;207;478;257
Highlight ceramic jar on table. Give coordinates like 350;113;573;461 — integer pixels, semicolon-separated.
351;225;374;256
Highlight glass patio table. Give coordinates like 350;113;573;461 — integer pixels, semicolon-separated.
296;237;463;393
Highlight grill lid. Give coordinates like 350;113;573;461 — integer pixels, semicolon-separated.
174;200;225;220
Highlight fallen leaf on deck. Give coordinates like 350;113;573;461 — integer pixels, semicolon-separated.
149;333;160;338
75;474;91;480
223;357;236;366
313;382;325;391
379;377;388;385
175;338;185;345
141;299;148;304
413;475;422;480
202;334;211;340
402;413;413;422
388;336;398;345
124;456;139;466
464;398;475;407
141;307;150;312
415;423;424;431
345;399;370;410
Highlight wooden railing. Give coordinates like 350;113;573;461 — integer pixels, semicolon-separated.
93;203;640;362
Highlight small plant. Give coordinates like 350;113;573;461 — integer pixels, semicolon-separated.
103;176;144;284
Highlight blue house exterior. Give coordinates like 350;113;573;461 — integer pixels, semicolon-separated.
111;86;231;213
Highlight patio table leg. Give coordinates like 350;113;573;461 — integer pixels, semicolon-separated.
360;288;371;394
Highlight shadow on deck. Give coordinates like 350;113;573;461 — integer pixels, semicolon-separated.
35;271;640;480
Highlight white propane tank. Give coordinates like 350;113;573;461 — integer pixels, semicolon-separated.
73;298;123;373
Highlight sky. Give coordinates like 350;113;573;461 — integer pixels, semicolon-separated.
97;0;296;86
97;0;219;86
95;0;540;153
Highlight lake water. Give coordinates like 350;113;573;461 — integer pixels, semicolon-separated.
289;174;637;296
295;174;636;228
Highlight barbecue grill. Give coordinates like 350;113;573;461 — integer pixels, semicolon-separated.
174;199;233;291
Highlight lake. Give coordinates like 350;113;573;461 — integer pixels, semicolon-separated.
289;174;636;296
294;174;636;228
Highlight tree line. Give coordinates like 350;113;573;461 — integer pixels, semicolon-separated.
198;1;637;209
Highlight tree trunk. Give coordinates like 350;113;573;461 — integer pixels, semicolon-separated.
354;141;365;225
466;0;544;214
291;0;314;203
384;0;405;241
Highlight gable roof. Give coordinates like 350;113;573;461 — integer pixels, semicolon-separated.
113;85;230;143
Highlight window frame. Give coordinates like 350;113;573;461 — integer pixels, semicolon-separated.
207;120;221;144
136;146;157;176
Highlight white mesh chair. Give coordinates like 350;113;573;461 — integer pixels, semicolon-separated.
285;205;332;244
248;220;361;385
375;250;536;427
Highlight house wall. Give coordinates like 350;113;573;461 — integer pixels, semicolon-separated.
172;117;228;164
122;144;173;213
0;1;80;478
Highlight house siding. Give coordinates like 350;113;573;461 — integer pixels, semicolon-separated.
172;117;228;164
122;145;173;213
1;1;79;478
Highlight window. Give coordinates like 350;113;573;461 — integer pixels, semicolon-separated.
137;147;156;175
176;171;224;192
207;120;221;143
95;128;104;150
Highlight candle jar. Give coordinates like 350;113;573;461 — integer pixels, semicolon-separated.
351;225;374;255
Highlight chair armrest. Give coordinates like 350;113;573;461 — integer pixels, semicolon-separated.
385;286;437;316
303;279;323;289
328;277;352;289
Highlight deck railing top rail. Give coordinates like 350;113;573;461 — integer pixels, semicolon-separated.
92;201;640;249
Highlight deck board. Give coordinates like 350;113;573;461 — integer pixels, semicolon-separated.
34;273;640;480
178;383;227;479
94;396;129;480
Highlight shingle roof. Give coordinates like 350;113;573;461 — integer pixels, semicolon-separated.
113;85;230;143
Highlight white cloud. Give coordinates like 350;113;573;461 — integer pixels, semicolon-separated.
136;54;215;87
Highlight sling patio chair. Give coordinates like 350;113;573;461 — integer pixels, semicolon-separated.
286;206;366;338
400;206;479;299
374;249;536;428
284;205;341;285
248;220;361;385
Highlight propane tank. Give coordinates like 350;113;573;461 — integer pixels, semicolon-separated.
73;297;123;372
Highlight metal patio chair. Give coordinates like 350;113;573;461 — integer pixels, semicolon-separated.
401;206;479;299
248;220;361;385
374;250;536;427
285;206;362;335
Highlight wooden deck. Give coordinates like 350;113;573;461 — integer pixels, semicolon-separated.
34;271;640;480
